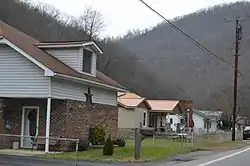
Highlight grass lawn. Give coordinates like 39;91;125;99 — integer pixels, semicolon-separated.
41;138;242;162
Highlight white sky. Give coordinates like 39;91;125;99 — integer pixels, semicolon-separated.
31;0;241;37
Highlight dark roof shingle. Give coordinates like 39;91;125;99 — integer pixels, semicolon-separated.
0;21;125;90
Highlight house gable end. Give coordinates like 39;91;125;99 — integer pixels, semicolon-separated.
0;38;53;76
0;44;49;97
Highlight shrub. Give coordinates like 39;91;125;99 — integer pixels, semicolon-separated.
112;136;126;147
103;135;114;156
89;125;106;145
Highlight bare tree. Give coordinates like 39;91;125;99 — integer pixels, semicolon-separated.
77;6;105;40
213;87;246;129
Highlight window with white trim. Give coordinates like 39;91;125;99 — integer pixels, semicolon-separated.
170;118;173;124
143;111;147;127
82;49;92;74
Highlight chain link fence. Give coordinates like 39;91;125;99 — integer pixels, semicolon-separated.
0;134;80;165
170;131;243;149
192;131;243;148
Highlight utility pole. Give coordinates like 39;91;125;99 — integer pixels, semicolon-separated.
232;16;242;141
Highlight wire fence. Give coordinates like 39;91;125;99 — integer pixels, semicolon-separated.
170;131;243;149
0;134;80;166
0;131;244;163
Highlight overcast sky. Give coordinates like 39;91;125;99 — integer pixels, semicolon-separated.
31;0;242;37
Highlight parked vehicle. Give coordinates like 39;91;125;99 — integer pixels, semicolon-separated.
243;126;250;140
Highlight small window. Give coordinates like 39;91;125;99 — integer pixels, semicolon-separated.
208;122;211;129
170;118;173;124
204;121;207;128
143;112;147;127
180;119;184;124
82;49;92;74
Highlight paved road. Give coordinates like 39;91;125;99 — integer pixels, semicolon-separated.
1;147;250;166
158;146;250;166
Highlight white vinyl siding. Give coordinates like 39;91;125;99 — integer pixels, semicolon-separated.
91;53;97;76
51;78;117;106
44;47;97;76
44;48;80;71
0;44;49;97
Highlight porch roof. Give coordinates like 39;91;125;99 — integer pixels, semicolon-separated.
117;92;151;109
147;100;179;112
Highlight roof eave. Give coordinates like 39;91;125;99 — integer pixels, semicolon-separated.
54;73;126;92
36;41;103;54
117;102;136;109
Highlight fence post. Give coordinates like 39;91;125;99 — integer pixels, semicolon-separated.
191;131;194;149
134;122;142;160
75;139;79;166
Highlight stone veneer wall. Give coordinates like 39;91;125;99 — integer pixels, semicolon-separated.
0;99;66;149
0;98;118;149
0;103;7;149
64;100;118;139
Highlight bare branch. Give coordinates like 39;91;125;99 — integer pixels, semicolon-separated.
76;6;105;40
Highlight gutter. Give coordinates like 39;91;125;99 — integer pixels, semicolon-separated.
54;73;127;92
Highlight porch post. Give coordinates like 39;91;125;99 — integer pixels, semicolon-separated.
45;97;51;153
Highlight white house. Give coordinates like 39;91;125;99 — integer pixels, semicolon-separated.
0;21;126;152
192;109;220;133
147;100;186;132
166;114;184;132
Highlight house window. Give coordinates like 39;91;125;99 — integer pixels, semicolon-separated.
208;122;211;129
204;120;207;128
170;118;173;124
180;119;184;124
143;112;147;127
82;49;92;74
160;114;163;127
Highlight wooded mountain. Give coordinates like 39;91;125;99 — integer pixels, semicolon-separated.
1;0;250;117
118;1;250;117
0;0;183;101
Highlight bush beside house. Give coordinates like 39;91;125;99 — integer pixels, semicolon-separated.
89;125;106;145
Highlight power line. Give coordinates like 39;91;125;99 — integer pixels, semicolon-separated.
138;0;230;65
138;0;249;86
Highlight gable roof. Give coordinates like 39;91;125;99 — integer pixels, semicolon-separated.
193;109;210;118
0;21;125;91
36;41;103;54
117;92;151;109
147;100;179;112
118;92;142;99
199;110;223;118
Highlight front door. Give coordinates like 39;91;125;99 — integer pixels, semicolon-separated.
149;113;157;128
21;107;39;148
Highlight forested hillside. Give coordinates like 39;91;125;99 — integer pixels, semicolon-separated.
119;1;250;117
2;0;250;117
0;0;184;99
